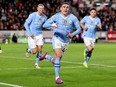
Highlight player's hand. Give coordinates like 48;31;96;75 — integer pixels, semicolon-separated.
51;23;58;31
68;33;73;38
84;27;88;31
96;23;100;28
96;23;102;30
30;34;34;39
51;23;58;28
50;27;54;31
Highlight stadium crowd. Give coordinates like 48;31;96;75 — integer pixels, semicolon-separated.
0;0;116;31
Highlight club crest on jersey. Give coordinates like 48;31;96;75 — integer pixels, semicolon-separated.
64;20;67;24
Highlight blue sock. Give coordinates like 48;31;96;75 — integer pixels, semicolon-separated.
54;58;60;77
85;48;89;54
86;51;92;63
35;52;42;64
46;55;53;62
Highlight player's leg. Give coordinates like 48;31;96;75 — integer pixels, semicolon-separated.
83;38;95;68
39;36;57;62
35;35;44;69
85;45;93;63
40;36;64;84
26;37;37;57
35;46;42;69
0;46;3;53
40;50;63;84
52;37;66;84
83;45;93;68
53;48;63;84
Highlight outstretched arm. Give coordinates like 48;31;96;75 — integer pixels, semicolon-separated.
43;15;57;30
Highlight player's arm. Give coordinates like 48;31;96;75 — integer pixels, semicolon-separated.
68;17;81;38
80;16;88;31
96;18;102;31
80;23;88;30
24;14;33;37
71;17;81;37
43;15;57;30
43;15;47;24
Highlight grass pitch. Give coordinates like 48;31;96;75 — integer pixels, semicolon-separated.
0;42;116;87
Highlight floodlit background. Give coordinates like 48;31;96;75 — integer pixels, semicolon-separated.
0;0;116;87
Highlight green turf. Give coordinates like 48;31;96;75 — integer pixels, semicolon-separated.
0;43;116;87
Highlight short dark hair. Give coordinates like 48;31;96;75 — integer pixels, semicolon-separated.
60;2;70;7
89;7;96;12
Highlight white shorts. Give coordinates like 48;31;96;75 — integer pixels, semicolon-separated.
28;34;44;49
83;37;95;48
52;36;69;52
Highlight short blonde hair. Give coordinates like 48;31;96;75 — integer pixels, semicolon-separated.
37;4;44;7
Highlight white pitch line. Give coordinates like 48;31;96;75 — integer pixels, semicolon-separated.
0;68;35;71
0;66;83;71
0;56;34;60
0;82;24;87
61;61;116;68
90;63;116;68
0;56;116;68
0;64;116;71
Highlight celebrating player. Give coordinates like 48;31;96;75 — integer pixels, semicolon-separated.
24;4;47;69
40;2;81;84
80;8;102;68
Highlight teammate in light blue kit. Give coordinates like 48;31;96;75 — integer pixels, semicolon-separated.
80;8;102;68
40;2;81;84
24;4;47;69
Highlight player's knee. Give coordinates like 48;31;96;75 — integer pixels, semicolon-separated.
57;54;63;58
55;52;62;58
32;52;36;54
88;47;93;52
89;49;92;52
32;50;37;54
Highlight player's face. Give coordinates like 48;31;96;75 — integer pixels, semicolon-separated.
60;4;70;16
90;10;97;18
37;6;44;15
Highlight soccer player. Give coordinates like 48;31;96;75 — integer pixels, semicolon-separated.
80;8;102;68
40;2;81;84
24;4;47;69
0;46;2;53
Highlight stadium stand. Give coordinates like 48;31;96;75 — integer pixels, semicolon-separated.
0;0;115;31
0;0;60;31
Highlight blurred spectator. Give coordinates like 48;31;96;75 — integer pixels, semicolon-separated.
0;0;60;30
0;0;115;31
12;33;17;43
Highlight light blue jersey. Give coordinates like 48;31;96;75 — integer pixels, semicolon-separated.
81;16;101;39
24;12;47;36
43;12;81;43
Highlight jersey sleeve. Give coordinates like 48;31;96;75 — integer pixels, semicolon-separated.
24;13;33;36
43;15;56;29
80;16;87;24
98;18;102;29
72;16;81;36
44;15;47;22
